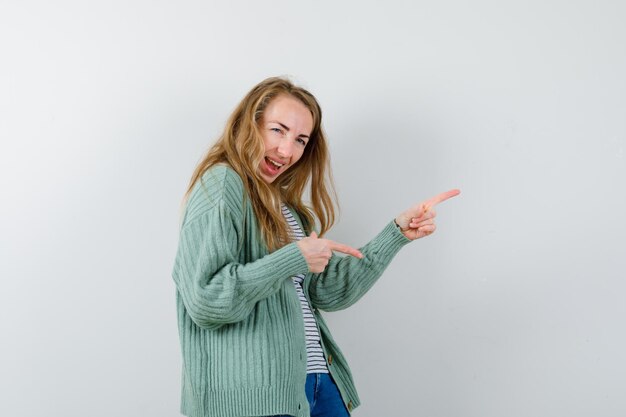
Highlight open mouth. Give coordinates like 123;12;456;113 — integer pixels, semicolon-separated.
263;157;285;175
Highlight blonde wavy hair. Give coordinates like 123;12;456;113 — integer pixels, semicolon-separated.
184;76;337;251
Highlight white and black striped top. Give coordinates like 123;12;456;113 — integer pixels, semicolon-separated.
281;204;329;374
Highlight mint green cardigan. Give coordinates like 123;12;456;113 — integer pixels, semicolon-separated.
172;165;411;417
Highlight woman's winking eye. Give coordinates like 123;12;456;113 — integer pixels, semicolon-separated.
269;125;307;147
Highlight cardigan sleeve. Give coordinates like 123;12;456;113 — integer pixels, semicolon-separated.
307;221;411;312
172;199;309;330
172;168;309;330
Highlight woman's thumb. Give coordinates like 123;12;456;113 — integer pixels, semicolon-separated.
310;231;318;239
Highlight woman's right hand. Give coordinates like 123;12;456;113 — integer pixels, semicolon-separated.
297;232;363;273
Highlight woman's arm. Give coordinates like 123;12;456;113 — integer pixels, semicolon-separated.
306;221;410;311
172;166;310;330
173;199;309;329
305;189;460;311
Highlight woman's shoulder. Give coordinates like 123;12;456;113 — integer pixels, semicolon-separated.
184;164;245;225
198;164;244;193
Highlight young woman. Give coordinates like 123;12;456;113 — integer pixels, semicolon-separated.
172;77;459;417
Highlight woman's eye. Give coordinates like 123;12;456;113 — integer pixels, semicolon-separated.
271;127;283;134
297;138;307;146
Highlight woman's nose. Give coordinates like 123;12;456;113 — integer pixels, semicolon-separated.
277;138;293;158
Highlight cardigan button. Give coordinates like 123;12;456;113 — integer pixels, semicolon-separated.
347;400;353;411
328;354;333;365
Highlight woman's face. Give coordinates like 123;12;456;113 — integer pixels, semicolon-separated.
258;94;313;184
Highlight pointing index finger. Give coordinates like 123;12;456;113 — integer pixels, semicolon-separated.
424;189;461;209
327;241;364;259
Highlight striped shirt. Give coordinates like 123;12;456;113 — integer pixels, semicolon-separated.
281;204;329;374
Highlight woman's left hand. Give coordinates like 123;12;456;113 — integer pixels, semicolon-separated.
394;189;460;241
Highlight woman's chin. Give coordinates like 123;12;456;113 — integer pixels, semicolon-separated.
258;170;278;184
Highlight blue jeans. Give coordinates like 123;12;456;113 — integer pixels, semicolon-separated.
270;373;350;417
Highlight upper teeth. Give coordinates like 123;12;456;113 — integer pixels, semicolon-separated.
268;158;284;167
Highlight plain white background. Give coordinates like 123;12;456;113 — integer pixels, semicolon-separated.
1;1;625;416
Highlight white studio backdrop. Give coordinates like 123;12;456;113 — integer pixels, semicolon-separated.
1;1;625;416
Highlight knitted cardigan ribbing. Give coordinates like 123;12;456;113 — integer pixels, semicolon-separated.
172;165;411;417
